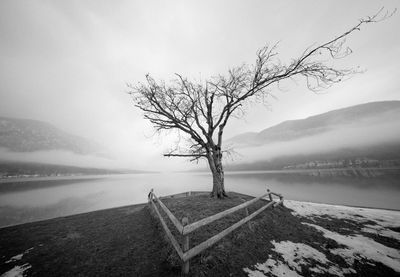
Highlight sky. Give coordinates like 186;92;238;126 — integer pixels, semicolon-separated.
0;0;399;171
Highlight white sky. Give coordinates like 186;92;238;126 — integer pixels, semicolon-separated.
0;0;399;171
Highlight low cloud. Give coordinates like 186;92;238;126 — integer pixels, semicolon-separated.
0;148;130;170
229;114;400;164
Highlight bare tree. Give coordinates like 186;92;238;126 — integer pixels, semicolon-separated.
128;9;394;198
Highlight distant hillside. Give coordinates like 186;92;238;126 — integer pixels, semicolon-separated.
0;161;119;179
225;101;400;171
225;144;400;171
0;161;150;179
228;101;400;146
0;117;101;154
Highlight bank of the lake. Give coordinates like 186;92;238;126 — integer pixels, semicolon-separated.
1;170;400;228
1;192;399;277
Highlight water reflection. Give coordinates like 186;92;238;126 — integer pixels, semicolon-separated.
0;171;399;228
225;172;400;210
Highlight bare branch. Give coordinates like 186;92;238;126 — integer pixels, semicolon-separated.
128;8;394;168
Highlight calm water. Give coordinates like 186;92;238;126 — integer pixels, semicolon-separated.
0;171;399;228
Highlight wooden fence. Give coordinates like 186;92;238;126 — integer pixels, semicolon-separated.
148;189;284;274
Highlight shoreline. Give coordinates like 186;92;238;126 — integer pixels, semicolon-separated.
2;166;400;182
1;194;399;230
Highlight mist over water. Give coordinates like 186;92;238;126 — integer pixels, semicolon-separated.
0;148;125;170
229;107;400;164
1;172;399;228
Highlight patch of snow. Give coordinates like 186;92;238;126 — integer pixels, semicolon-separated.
305;223;400;273
273;241;329;271
244;240;354;277
1;263;31;277
285;200;400;228
245;201;400;276
362;224;400;241
244;257;301;277
4;248;34;264
4;255;23;264
285;200;400;242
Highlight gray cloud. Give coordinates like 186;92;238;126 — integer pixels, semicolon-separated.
0;0;399;171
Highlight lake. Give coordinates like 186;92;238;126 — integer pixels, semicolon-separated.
0;170;399;228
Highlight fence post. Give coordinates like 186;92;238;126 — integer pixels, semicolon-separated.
241;199;251;229
182;217;190;275
267;188;273;201
148;188;154;203
279;195;284;206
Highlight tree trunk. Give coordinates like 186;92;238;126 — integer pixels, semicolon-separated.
211;165;226;198
208;147;227;198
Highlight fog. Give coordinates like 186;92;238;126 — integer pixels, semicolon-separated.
230;110;400;164
0;148;131;170
0;1;399;171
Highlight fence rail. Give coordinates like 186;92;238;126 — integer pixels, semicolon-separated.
147;188;284;274
152;192;184;234
149;194;184;259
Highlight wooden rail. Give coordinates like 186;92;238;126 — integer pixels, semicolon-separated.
152;193;184;233
181;192;270;235
147;189;284;274
149;194;184;259
182;199;277;262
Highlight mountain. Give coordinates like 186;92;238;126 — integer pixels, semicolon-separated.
0;161;150;180
0;117;148;178
225;101;400;171
0;117;101;154
0;161;121;180
228;101;400;147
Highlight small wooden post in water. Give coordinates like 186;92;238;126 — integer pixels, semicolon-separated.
182;217;190;274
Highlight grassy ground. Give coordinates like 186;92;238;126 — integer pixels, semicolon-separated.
0;203;173;276
0;192;399;276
